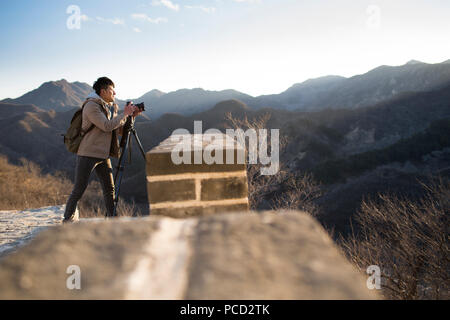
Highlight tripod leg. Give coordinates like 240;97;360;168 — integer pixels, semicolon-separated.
112;133;131;217
131;129;146;160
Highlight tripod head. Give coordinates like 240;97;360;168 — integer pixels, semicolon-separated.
118;112;146;159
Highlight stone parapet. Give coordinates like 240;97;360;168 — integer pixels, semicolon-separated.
146;133;249;217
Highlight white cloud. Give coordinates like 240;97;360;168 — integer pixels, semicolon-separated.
131;13;168;24
184;5;216;14
80;14;90;21
152;0;180;11
133;27;142;33
233;0;261;3
131;13;147;20
96;16;125;25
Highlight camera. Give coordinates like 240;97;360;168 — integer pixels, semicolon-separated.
126;101;145;112
134;102;145;112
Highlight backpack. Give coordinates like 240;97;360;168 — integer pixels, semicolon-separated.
62;102;95;154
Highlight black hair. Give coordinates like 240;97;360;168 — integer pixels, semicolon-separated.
93;77;115;95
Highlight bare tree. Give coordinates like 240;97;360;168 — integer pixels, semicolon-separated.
225;112;321;213
271;172;322;215
339;177;450;299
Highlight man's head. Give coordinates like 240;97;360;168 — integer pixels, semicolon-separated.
93;77;116;103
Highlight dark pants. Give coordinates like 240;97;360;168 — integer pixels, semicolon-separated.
64;156;115;219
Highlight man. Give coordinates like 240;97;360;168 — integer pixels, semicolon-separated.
63;77;140;222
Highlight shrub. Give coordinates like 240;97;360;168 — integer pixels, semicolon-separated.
339;177;450;299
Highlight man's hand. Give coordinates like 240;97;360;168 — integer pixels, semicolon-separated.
124;102;136;116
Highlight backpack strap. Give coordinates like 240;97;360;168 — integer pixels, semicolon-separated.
80;123;95;137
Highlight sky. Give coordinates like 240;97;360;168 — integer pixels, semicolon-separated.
0;0;449;100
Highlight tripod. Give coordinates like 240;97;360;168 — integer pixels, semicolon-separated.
112;116;146;217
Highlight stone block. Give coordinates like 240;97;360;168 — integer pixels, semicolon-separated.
146;134;246;176
147;179;196;204
150;203;249;218
201;177;248;201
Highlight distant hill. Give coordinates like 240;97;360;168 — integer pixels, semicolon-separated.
252;60;450;111
2;80;92;111
137;89;166;101
197;99;250;123
312;82;450;149
312;119;450;184
0;106;75;172
133;88;254;119
253;75;347;110
307;61;450;110
405;59;425;65
284;82;450;173
0;103;44;119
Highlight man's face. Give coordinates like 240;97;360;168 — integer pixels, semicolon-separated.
100;85;116;103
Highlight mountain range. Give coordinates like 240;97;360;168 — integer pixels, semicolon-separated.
3;59;450;119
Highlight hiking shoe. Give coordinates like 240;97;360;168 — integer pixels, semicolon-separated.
62;217;75;224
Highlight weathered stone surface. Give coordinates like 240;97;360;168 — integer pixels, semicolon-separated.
0;218;158;299
146;149;246;176
147;179;196;204
186;211;376;300
150;203;249;218
146;134;246;176
201;177;248;201
0;211;379;300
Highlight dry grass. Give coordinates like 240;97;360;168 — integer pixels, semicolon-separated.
0;156;72;210
77;181;143;218
0;155;141;218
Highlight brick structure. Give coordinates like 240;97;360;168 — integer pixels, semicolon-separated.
146;133;249;217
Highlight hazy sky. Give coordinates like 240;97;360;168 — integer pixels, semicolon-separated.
0;0;449;100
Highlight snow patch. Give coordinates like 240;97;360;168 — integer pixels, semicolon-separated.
0;205;67;257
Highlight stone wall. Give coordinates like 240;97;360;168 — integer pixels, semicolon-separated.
146;133;249;217
0;211;380;299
